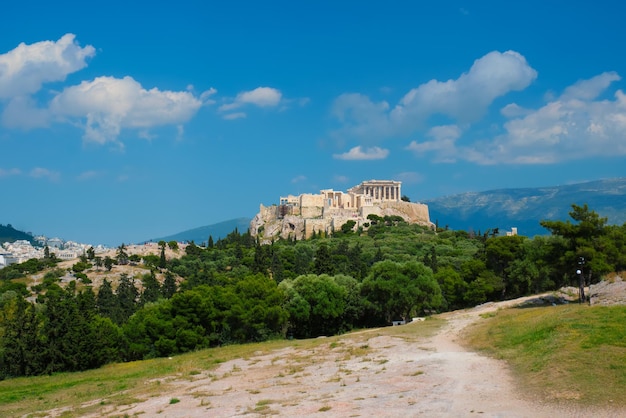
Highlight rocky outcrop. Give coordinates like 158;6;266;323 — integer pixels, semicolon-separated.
589;275;626;306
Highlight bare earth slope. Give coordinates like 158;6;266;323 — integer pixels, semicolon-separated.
51;295;625;417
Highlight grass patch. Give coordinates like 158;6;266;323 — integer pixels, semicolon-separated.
405;370;424;377
463;304;626;407
169;397;180;404
252;399;278;415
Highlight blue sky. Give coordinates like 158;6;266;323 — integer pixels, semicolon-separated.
1;1;625;246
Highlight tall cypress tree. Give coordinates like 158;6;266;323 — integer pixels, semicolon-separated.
96;279;119;322
161;271;177;298
140;271;162;305
116;273;139;324
314;242;334;275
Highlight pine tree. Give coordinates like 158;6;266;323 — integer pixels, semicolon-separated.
116;273;139;324
161;271;177;298
96;279;119;322
140;271;161;305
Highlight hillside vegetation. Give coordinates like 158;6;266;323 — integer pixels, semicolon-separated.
1;204;625;380
0;224;35;245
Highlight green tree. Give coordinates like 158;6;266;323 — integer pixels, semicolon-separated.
140;271;162;305
104;256;114;271
540;204;612;283
116;244;129;265
162;271;178;298
38;285;92;373
361;260;442;325
340;220;357;234
116;273;139;324
347;243;368;280
313;242;334;275
280;274;346;338
96;279;119;322
72;261;92;273
159;245;167;269
231;274;288;342
0;296;43;377
484;235;527;299
94;256;103;271
86;316;123;367
460;258;502;306
434;266;467;311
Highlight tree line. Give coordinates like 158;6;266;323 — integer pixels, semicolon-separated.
1;204;625;379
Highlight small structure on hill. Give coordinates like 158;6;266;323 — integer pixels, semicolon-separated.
250;180;433;243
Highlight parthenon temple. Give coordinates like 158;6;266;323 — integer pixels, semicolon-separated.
279;180;403;215
348;179;402;203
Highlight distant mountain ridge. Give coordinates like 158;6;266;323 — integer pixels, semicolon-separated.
424;177;626;237
148;218;251;244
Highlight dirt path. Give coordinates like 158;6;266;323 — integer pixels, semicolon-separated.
71;297;623;417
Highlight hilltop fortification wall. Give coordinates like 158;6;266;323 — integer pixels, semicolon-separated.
250;180;432;243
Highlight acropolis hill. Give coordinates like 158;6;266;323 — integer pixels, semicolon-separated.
250;180;433;242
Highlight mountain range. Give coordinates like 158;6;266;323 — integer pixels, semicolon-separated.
423;177;626;237
148;217;252;245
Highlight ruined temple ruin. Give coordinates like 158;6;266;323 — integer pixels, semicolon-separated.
250;180;433;242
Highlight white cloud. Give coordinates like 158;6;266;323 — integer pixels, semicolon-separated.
0;33;95;99
500;103;531;118
395;171;424;184
238;87;281;107
416;72;626;165
333;175;350;183
561;71;620;101
333;146;389;160
406;125;462;163
222;112;247;120
331;50;537;141
219;86;282;113
331;93;391;140
199;87;218;104
0;168;21;177
1;95;49;128
0;36;205;143
29;167;60;181
49;76;202;143
291;175;307;183
483;75;626;164
76;170;99;181
175;125;185;141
